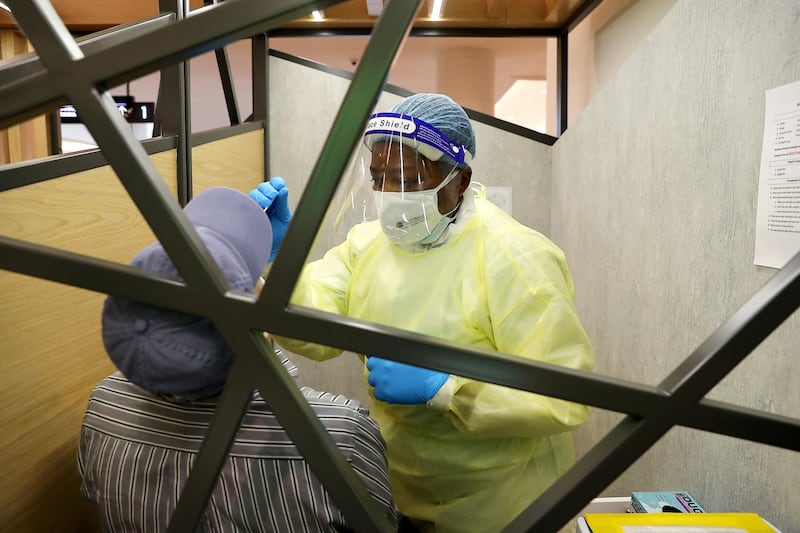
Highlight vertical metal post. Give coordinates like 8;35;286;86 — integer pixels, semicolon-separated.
205;0;240;126
46;109;61;155
556;31;568;136
156;0;192;205
215;46;241;126
252;32;268;178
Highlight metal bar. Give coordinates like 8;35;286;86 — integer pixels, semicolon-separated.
5;2;799;533
0;137;172;192
556;31;567;135
224;330;394;532
3;229;798;454
46;109;61;155
260;0;422;307
0;14;175;86
0;0;345;129
153;79;166;138
463;105;557;145
0;236;207;314
192;121;262;146
268;27;563;38
7;0;234;303
202;0;240;126
0;115;261;180
0;1;405;529
214;46;241;126
158;0;192;205
155;1;182;136
681;400;800;450
252;32;268;176
177;50;192;205
564;0;605;33
166;356;255;533
68;89;226;297
660;256;800;395
503;416;661;533
265;305;671;412
505;250;800;531
267;49;556;145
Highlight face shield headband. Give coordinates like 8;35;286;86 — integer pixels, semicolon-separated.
363;112;473;167
328;112;471;244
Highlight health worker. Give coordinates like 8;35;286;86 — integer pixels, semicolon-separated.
249;93;594;533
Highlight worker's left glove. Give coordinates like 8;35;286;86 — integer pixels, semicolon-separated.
366;357;449;404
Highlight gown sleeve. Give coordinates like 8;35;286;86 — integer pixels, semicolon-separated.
438;228;595;438
272;234;357;361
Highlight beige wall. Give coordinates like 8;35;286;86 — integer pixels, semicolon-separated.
0;130;263;531
552;1;799;530
566;0;678;129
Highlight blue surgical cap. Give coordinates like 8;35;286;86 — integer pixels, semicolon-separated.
390;93;476;167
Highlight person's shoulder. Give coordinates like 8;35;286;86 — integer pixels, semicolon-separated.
473;197;565;257
471;197;574;291
302;389;381;429
88;372;216;414
346;220;383;249
89;372;147;400
251;386;369;419
300;388;369;415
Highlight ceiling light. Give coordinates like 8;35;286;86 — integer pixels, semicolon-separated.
429;0;444;20
311;10;324;21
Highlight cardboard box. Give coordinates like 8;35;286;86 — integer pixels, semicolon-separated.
630;491;705;513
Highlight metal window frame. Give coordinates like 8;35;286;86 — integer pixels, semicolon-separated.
265;0;605;136
0;1;798;532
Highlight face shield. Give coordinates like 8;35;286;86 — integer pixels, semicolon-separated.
333;112;472;246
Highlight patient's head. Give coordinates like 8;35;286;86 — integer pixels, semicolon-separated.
101;187;272;400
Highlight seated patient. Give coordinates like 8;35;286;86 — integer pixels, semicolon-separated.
78;187;397;532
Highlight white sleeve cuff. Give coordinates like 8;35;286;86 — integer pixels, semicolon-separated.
426;375;457;411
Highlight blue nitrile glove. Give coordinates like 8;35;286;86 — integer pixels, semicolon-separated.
366;356;449;404
248;177;292;261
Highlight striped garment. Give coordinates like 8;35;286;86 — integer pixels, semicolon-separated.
78;361;398;532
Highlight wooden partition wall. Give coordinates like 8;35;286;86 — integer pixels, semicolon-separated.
0;30;51;164
0;130;264;531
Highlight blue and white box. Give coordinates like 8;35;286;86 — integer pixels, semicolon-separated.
630;491;705;513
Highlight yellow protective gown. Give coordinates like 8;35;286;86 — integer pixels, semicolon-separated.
277;191;594;533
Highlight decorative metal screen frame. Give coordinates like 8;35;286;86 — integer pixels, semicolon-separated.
0;0;798;532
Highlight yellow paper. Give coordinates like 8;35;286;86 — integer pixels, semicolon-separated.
583;512;776;533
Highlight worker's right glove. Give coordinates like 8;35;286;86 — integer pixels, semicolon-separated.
366;356;449;404
249;177;292;261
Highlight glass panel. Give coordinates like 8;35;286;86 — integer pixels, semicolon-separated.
271;35;557;136
61;75;158;152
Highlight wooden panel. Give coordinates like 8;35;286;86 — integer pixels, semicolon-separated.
0;131;262;531
192;129;265;194
0;30;49;164
0;155;177;531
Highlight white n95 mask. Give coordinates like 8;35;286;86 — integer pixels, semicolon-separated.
331;111;473;243
374;168;460;246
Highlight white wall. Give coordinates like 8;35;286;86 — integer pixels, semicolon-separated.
552;1;799;529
